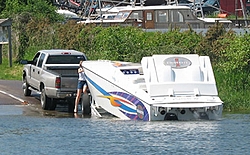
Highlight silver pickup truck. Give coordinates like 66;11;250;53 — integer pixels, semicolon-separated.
21;49;88;112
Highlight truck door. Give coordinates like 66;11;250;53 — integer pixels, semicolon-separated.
29;52;40;87
32;53;46;89
144;10;155;29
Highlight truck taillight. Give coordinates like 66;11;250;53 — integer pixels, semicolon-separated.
55;77;61;88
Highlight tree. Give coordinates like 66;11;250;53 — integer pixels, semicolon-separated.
0;0;59;22
0;0;6;14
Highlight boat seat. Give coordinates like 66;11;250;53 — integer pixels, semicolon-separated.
189;65;203;82
141;56;158;83
157;65;175;82
174;65;203;82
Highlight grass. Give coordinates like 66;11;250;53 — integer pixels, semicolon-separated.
214;69;250;112
0;58;23;80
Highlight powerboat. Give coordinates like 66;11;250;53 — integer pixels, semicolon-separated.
82;54;223;121
78;5;232;29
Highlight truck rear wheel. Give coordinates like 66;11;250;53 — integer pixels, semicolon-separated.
41;88;51;110
23;77;31;96
81;94;91;115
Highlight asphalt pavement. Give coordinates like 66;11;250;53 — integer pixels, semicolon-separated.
0;80;74;116
0;80;38;105
0;92;21;105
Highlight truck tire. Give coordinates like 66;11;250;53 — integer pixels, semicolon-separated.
81;94;91;115
41;87;51;110
23;77;31;96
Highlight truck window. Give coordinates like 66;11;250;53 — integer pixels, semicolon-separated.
33;52;40;65
37;53;45;67
46;55;86;64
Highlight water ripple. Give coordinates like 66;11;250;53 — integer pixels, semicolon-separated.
0;114;249;155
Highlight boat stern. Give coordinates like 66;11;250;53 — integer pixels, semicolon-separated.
149;103;223;121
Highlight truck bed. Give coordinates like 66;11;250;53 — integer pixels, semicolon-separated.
46;66;79;90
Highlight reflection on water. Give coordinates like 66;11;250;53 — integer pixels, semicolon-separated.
0;105;249;155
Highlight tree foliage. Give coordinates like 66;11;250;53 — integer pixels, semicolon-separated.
0;0;6;13
0;0;59;22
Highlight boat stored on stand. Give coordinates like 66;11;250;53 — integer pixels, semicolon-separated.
78;5;232;29
82;54;223;121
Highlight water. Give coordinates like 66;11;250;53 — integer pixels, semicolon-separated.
0;106;249;155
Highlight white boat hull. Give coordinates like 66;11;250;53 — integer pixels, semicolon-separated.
83;55;223;121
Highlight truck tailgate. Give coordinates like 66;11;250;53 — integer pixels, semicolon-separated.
60;75;78;91
46;66;79;91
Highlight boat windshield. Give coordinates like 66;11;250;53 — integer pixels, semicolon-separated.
203;0;216;6
115;12;123;19
115;11;130;20
122;12;130;19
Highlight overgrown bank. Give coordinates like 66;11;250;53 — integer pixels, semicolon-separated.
1;18;249;112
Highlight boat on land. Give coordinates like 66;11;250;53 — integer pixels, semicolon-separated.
82;54;223;121
79;5;232;29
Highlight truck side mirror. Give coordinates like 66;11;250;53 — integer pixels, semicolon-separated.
20;60;28;64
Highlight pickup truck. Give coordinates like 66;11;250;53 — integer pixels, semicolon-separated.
21;49;88;112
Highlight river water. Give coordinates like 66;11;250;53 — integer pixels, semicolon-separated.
0;105;249;155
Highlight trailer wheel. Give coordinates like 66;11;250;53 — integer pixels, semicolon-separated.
23;76;31;96
81;94;91;115
67;98;75;113
48;99;57;110
41;87;51;110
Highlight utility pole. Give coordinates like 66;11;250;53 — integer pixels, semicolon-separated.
0;18;12;67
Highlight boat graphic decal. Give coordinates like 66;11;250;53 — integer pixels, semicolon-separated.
110;92;149;121
99;95;136;113
163;57;192;69
85;75;149;121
